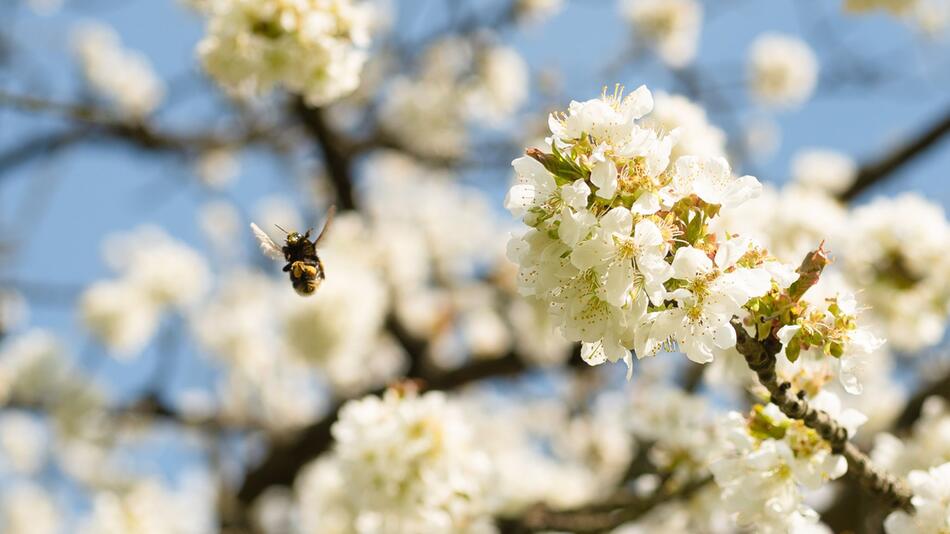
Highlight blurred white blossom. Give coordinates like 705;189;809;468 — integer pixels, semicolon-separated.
80;280;161;357
199;0;373;105
747;33;819;109
791;148;857;195
644;91;727;160
837;193;950;351
195;148;240;189
79;478;216;534
0;484;60;534
296;389;496;532
515;0;563;23
874;397;950;476
0;411;47;475
72;22;165;118
622;0;703;68
884;462;950;533
0;289;27;334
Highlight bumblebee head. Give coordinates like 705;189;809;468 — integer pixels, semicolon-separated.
285;232;303;246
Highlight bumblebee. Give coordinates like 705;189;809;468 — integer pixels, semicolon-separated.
250;206;335;296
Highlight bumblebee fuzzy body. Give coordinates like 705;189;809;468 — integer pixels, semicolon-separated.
250;206;335;297
281;230;325;296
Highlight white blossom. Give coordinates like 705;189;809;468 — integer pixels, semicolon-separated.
103;226;211;309
0;411;47;475
639;240;771;364
0;289;27;334
464;393;634;514
72;22;165;118
464;45;530;125
711;403;851;533
643;92;727;160
0;484;60;534
380;75;468;159
515;0;563;23
281;248;397;393
0;330;66;404
873;397;950;477
838;193;950;351
79;478;215;534
666;156;762;208
621;0;703;68
80;280;161;357
884;462;950;533
198;0;373;105
506;85;786;377
296;389;496;533
747;33;819;109
791;148;857;195
195;148;240;189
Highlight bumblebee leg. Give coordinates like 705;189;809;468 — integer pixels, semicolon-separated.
292;262;318;278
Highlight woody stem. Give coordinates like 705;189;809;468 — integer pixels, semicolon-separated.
731;319;914;513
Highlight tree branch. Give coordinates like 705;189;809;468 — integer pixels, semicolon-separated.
498;476;711;533
892;367;950;432
839;107;950;202
0;91;277;178
732;320;914;513
293;98;358;211
234;350;530;510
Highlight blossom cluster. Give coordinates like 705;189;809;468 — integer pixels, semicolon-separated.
506;85;837;375
884;462;950;533
78;477;215;534
294;388;495;533
80;226;210;357
621;0;703;68
198;0;373;105
711;394;864;533
719;176;950;354
380;38;530;159
71;23;165;118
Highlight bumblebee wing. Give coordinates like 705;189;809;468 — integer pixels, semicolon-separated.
250;223;284;261
314;205;336;245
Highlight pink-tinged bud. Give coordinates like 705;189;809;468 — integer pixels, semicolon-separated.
788;242;831;303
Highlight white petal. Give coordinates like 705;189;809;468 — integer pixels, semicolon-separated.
504;183;538;216
558;207;595;247
777;324;801;346
513;156;556;192
671;246;712;280
581;341;608;365
601;206;633;236
631;191;660;214
621;84;654;120
591;160;618;199
571;238;613;271
561;179;591;210
505;232;531;263
721;175;763;208
633;219;663;248
683;335;715;364
714;237;750;269
604;261;634;307
710;322;737;350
